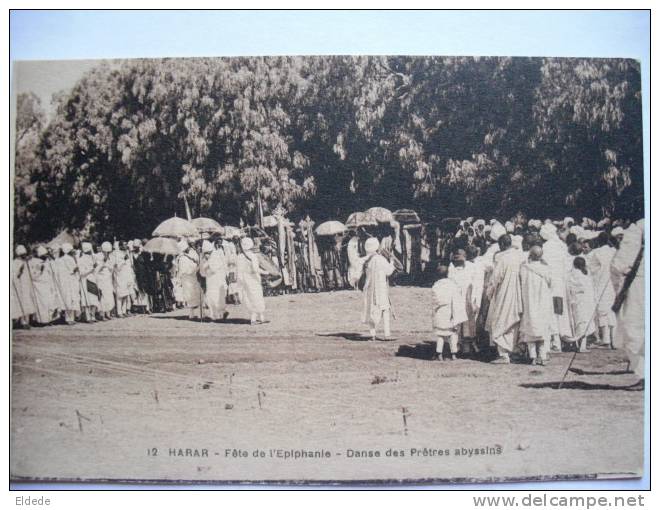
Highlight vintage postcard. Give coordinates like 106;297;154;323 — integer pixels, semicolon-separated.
10;55;645;484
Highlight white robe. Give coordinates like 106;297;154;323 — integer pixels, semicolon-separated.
485;248;523;351
112;250;134;299
95;254;116;313
542;235;573;337
449;261;478;337
77;253;99;308
611;223;645;378
12;258;37;319
200;248;228;319
45;259;65;311
566;268;597;340
588;245;617;328
237;252;265;314
362;253;394;326
432;278;467;335
519;261;554;342
28;257;57;324
178;249;201;308
56;254;81;312
347;237;363;288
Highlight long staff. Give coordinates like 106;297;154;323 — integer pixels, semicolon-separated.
47;259;67;312
24;259;40;321
11;274;26;319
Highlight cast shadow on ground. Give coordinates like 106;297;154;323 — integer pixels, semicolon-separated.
150;315;252;324
316;332;370;342
520;381;642;391
395;341;498;363
569;367;631;376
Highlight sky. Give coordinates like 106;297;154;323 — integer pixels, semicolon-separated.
9;9;651;490
10;10;650;115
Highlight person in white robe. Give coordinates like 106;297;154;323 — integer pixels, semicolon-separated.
540;223;572;351
566;256;597;352
432;264;468;360
95;242;116;320
77;242;99;322
519;246;554;365
611;219;645;385
485;234;523;364
112;242;134;318
177;239;202;319
361;237;396;340
58;242;81;324
237;237;267;324
28;246;58;325
12;245;36;328
588;232;617;347
199;240;229;321
448;249;479;354
346;234;364;289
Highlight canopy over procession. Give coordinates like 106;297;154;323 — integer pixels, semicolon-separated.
11;209;645;386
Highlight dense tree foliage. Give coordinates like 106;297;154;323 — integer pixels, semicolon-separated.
13;56;644;243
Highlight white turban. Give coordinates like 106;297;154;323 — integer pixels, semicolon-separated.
61;242;73;254
490;223;506;241
611;226;625;237
240;237;254;251
82;242;93;253
127;240;134;250
564;217;574;226
101;242;112;253
15;245;27;256
177;239;189;252
569;225;582;236
505;221;514;233
489;218;498;225
474;219;485;228
365;237;380;254
202;240;214;253
133;239;142;247
539;223;557;241
36;246;47;257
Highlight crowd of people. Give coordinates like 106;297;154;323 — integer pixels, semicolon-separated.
11;213;645;385
356;215;645;387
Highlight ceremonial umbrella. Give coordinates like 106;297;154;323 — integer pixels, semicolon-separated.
47;230;76;249
191;217;224;235
242;225;269;239
262;215;279;228
393;209;421;224
345;211;378;228
221;226;244;239
315;220;347;236
366;207;394;223
143;237;180;256
152;216;198;238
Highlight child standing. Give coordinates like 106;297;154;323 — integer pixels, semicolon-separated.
432;264;467;360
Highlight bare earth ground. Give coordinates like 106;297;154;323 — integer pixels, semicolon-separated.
10;286;643;484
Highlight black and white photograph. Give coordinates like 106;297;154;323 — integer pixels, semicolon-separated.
9;11;648;488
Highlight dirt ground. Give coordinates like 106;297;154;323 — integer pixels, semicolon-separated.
10;286;644;484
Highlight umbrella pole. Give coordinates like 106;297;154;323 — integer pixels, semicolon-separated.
198;245;203;322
